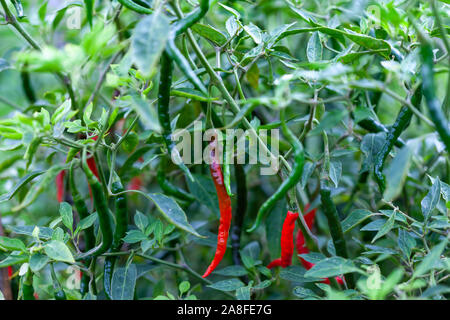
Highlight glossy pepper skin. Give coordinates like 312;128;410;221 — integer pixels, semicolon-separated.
104;175;128;300
373;86;421;192
56;170;65;203
295;204;344;285
267;211;299;269
78;150;113;260
247;111;305;233
202;137;232;278
420;43;450;152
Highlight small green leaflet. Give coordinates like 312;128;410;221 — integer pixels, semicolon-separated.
111;264;137;300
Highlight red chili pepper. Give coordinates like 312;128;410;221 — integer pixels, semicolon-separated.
56;170;66;203
128;176;142;191
7;266;13;278
202;137;232;278
267;211;299;269
296;204;344;285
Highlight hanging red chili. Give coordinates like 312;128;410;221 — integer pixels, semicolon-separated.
296;204;344;285
8;266;13;278
56;170;65;203
267;211;299;269
202;137;232;278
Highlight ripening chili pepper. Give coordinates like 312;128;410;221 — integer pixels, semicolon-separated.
295;205;344;285
56;170;65;203
118;0;152;14
104;173;128;300
420;42;450;152
202;137;232;278
247;110;305;233
158;52;194;182
267;211;299;269
7;266;13;278
78;149;113;260
374;86;421;192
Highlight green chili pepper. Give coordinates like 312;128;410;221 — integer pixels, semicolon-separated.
420;42;450;152
320;182;354;287
157;157;195;203
51;264;66;300
20;71;36;103
247;109;305;232
69;162;95;295
223;134;233;197
374;86;422;192
21;270;34;300
172;0;210;37
104;172;128;300
0;154;22;174
356;117;405;148
78;149;113;260
158;52;194;181
118;0;152;14
84;0;94;27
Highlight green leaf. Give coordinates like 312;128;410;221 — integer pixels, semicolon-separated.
371;211;396;243
305;257;359;278
59;202;73;232
179;281;190;295
29;253;49;272
398;229;415;261
123;230;148;244
213;266;248;277
243;23;262;44
383;146;412;201
329;160;342;188
236;286;251;300
0;236;26;252
146;193;204;238
207;279;245;292
187;174;219;216
131;11;170;77
111;264;137;300
266;199;286;258
84;0;94;27
342;209;374;233
413;240;448;278
421;178;441;220
134;211;149;232
129;93;161;133
44;240;75;263
0;254;28;268
192;24;228;46
307;32;322;62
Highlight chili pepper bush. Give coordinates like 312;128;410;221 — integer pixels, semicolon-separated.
0;0;449;301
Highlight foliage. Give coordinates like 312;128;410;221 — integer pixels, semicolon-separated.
0;0;449;300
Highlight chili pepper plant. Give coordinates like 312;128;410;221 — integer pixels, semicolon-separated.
0;0;449;300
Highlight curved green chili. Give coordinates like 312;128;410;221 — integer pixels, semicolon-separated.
374;86;422;192
356;117;405;148
69;161;95;295
158;52;194;182
157;157;195;203
247;110;305;233
320;182;354;287
420;42;450;152
117;0;152;14
104;173;128;300
78;149;113;260
51;264;66;300
21;71;36;103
